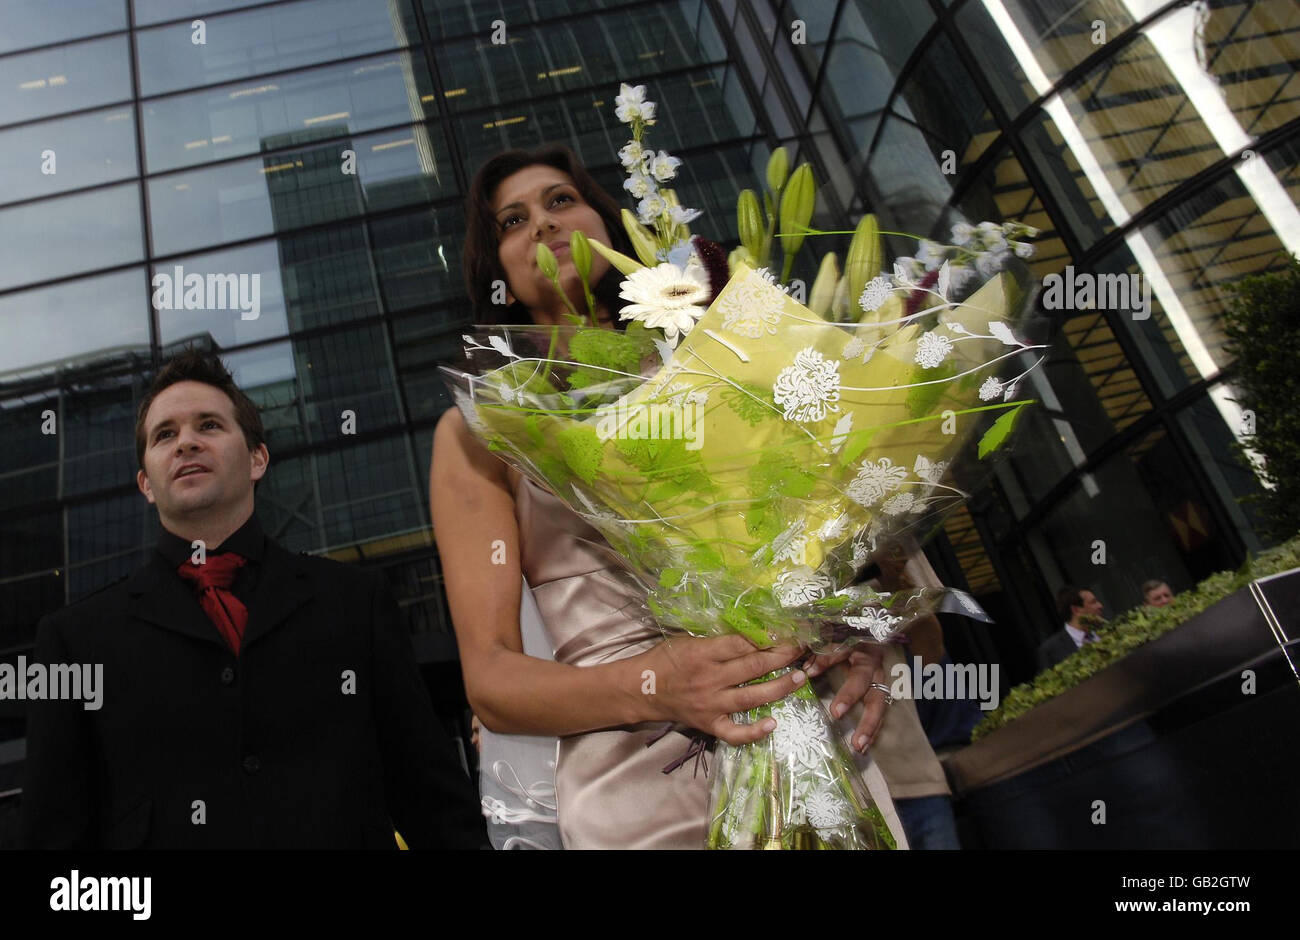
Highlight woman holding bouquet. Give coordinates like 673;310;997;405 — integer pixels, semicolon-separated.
431;145;899;848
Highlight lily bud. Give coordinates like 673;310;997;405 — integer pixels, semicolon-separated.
536;243;559;280
589;237;645;276
737;189;764;262
845;214;882;314
728;245;755;275
570;230;592;283
766;146;789;195
778;163;816;281
621;208;660;267
808;251;840;318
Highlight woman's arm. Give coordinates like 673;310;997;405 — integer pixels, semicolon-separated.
431;407;805;742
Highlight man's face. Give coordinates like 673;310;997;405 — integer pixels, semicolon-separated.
1075;590;1104;621
137;381;267;524
1145;583;1173;607
492;164;612;316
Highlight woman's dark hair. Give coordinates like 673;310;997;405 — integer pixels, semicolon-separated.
463;143;635;326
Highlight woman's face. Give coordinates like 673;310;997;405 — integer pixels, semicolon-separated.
491;164;613;322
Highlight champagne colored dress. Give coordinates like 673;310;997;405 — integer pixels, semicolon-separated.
509;467;908;849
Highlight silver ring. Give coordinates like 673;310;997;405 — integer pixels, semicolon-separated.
869;682;894;706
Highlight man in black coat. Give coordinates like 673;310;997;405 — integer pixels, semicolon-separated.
20;350;487;849
1035;585;1105;673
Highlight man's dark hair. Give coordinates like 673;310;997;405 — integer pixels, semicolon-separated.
1056;585;1085;625
1141;579;1168;597
135;348;265;471
462;143;635;325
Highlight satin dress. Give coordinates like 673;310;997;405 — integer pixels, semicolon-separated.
509;467;908;849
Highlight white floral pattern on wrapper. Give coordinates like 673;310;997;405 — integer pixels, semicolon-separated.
846;457;908;507
804;786;851;830
773;566;832;607
915;330;954;368
770;698;830;770
979;376;1003;401
773;347;841;423
845;606;902;642
881;491;919;516
716;274;786;338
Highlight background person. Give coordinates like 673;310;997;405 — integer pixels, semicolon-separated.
1036;585;1105;672
21;351;486;849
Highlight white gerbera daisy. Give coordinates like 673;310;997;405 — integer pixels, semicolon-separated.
618;263;711;348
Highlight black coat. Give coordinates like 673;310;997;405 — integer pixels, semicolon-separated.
1035;628;1080;673
19;541;487;849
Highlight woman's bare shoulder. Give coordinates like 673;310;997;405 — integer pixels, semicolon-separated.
433;406;516;490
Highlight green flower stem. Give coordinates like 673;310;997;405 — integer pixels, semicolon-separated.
776;224;926;241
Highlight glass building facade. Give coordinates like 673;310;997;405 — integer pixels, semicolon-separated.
0;0;1295;797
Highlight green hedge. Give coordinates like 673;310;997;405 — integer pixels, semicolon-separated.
971;536;1300;741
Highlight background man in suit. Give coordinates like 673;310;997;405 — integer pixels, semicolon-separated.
21;349;487;848
1036;585;1105;672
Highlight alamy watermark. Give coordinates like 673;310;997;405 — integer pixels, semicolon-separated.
1041;265;1150;319
888;656;1000;711
151;265;261;320
594;397;703;450
0;657;102;710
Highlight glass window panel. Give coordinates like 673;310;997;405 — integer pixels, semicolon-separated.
1002;310;1153;507
433;2;725;114
782;0;837;78
421;0;653;41
456;67;756;173
0;35;131;126
154;205;466;347
1201;0;1299;138
316;434;421;545
0;269;150;383
0;183;143;291
0;0;127;55
819;0;935;164
955;0;1137;118
148;122;454;255
1175;387;1272;553
1027;421;1234;623
0;106;136;205
134;0;420;97
62;382;142;499
141;49;438;173
1135;140;1298;384
392;312;466;422
133;0;272;27
0;394;59;512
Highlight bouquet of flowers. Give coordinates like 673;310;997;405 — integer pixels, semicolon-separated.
441;84;1046;848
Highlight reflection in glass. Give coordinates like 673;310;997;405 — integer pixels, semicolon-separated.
1175;388;1270;554
1202;0;1300;137
0;183;143;291
0;35;132;127
134;0;420;97
434;1;723;113
456;67;756;178
0;269;149;376
421;0;649;40
133;0;271;26
141;50;438;173
154;204;467;347
0;107;136;205
958;0;1137;118
0;0;127;56
148;123;452;255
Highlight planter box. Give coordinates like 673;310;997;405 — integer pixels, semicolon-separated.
942;568;1300;848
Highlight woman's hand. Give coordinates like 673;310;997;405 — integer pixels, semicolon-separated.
804;644;891;754
636;635;807;746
